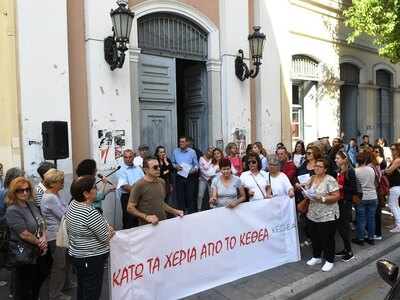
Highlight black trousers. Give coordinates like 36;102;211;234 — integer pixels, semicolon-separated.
70;253;109;300
337;200;353;252
120;193;138;229
307;217;337;263
15;255;49;300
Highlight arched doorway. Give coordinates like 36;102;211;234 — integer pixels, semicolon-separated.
376;69;393;142
136;13;208;155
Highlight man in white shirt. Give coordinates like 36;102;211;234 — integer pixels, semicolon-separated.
133;144;149;168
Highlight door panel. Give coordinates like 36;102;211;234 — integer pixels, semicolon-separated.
139;54;177;155
183;64;207;153
340;85;358;140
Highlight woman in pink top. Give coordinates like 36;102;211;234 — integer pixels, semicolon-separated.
196;147;215;211
225;142;243;177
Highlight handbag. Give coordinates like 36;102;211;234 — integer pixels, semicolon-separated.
351;194;361;206
297;198;309;214
56;215;69;248
6;203;41;266
6;240;40;266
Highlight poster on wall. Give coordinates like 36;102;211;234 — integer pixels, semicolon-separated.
98;129;126;164
231;127;247;156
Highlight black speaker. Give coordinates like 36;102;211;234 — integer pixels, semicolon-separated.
42;121;69;160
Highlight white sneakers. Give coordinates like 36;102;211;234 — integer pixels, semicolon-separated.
306;257;334;272
306;257;322;266
321;261;334;272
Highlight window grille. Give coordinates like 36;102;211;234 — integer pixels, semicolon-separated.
291;55;319;80
138;13;208;60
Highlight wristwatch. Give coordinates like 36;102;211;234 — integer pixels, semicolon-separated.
322;196;326;203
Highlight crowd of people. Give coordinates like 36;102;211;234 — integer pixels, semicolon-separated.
0;133;399;299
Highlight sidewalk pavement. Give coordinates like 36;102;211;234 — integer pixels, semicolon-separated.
0;209;398;300
186;209;400;300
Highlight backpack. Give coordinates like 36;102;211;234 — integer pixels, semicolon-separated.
370;164;390;196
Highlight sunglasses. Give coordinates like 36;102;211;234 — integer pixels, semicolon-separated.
248;161;257;165
151;165;160;170
306;152;313;155
16;187;31;194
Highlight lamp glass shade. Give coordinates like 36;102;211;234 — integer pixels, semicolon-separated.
248;26;266;60
111;7;135;42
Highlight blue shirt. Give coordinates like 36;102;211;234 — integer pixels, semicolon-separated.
172;147;199;170
116;162;144;194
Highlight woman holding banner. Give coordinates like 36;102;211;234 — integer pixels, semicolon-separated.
210;158;245;208
240;153;271;201
298;158;339;272
67;175;116;300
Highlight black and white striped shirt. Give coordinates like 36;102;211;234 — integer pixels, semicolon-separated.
66;200;110;258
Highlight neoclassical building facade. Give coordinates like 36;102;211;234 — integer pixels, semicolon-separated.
1;0;400;226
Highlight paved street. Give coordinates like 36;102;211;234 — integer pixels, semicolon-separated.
0;207;399;299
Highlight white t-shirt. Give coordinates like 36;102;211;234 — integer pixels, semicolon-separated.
133;156;144;167
240;170;269;201
268;172;293;197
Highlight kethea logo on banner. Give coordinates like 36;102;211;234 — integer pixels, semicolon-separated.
110;196;300;300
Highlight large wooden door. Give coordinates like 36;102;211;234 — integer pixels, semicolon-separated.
183;63;207;153
340;85;359;140
138;54;177;155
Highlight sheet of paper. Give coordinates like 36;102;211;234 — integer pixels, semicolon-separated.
301;187;317;200
297;173;311;184
177;163;191;178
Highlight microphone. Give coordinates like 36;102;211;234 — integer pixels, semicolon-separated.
95;166;121;185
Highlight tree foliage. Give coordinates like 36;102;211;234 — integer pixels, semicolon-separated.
343;0;400;63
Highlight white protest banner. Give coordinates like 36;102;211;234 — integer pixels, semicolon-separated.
110;196;300;300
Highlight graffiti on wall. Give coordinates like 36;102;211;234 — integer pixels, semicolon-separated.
231;127;247;156
98;129;126;164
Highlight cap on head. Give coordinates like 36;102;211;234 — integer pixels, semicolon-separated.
138;144;149;151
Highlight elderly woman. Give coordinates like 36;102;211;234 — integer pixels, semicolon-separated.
240;153;271;201
76;159;115;214
225;142;243;177
6;177;48;300
66;175;115;300
197;146;215;211
209;158;245;208
41;169;72;300
267;156;294;198
296;158;339;272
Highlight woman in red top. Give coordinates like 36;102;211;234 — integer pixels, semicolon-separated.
225;142;243;177
334;150;358;262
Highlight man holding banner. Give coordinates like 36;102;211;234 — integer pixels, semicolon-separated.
127;156;184;226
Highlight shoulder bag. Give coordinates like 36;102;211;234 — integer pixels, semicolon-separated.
297;175;315;214
56;215;69;248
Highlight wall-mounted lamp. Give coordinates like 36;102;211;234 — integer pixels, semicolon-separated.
235;26;266;81
104;0;135;71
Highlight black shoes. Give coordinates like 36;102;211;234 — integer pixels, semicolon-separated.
351;238;365;246
341;253;354;262
335;249;347;257
365;239;375;245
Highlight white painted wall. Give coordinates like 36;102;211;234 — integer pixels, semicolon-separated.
219;0;251;147
16;0;72;188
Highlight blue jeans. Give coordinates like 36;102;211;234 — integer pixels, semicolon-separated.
355;199;378;240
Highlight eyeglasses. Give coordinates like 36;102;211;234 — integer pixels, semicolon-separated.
151;165;160;170
16;187;31;194
314;165;324;169
248;161;257;165
306;152;313;155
